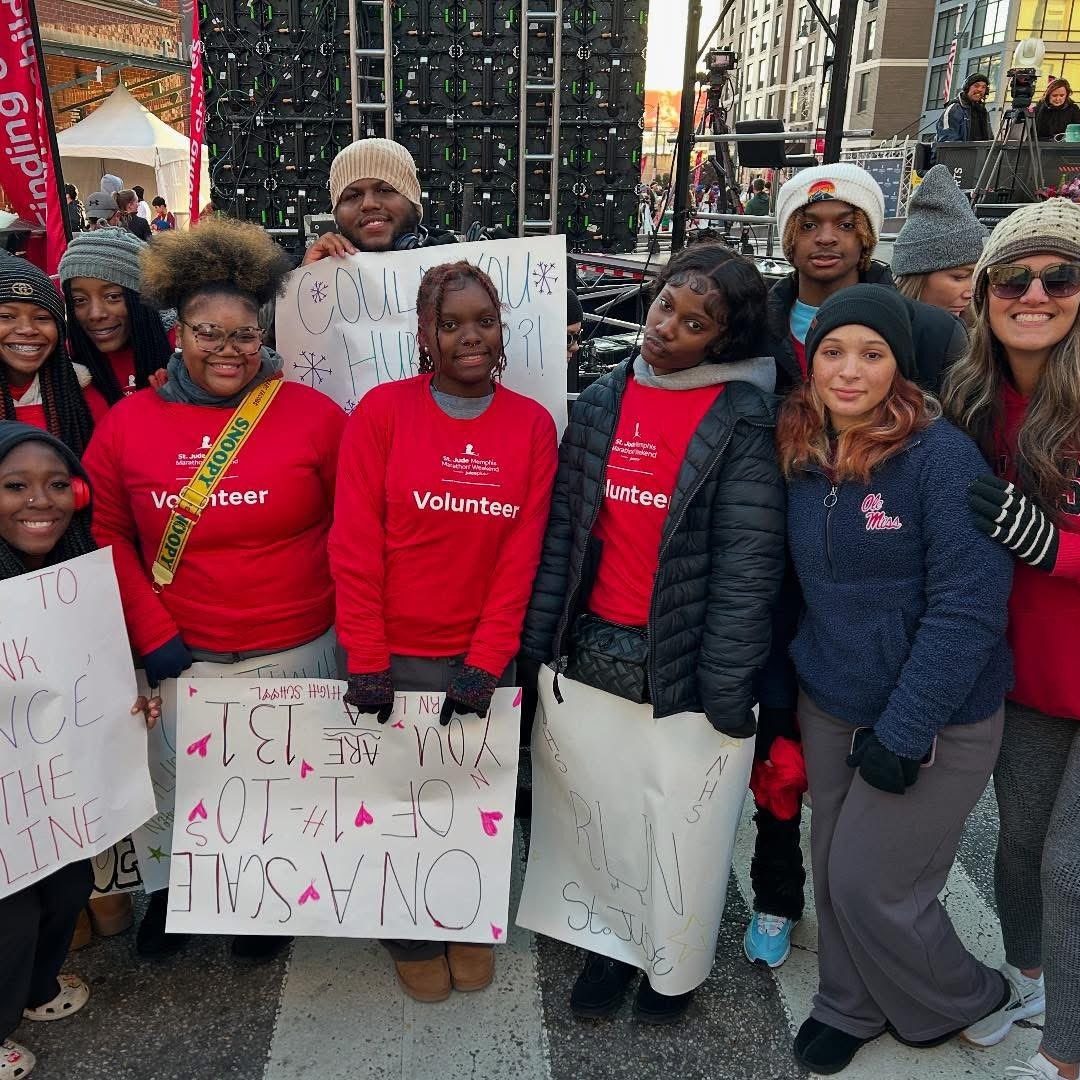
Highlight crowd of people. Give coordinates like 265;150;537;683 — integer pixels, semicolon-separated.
0;139;1078;1080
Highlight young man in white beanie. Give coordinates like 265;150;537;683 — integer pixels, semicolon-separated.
302;138;458;264
744;162;972;972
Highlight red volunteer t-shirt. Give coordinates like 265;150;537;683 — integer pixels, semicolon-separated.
330;375;558;676
589;377;725;626
82;382;345;655
995;379;1080;720
8;374;108;431
108;346;138;398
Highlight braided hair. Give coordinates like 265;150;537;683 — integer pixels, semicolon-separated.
0;343;95;457
63;282;172;404
415;261;507;378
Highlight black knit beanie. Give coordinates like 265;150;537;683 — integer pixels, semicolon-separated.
567;289;583;325
0;421;90;486
0;252;66;334
963;72;990;95
804;284;916;381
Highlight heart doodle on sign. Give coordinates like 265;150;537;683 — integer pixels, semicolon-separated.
299;759;313;779
354;802;374;827
188;685;198;697
479;809;503;836
298;882;320;905
512;688;522;708
391;718;404;730
186;733;211;757
188;799;207;822
491;923;504;941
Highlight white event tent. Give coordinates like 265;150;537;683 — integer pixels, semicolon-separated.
57;85;211;230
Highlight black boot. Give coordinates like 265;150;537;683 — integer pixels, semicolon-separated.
136;890;187;959
569;951;636;1018
231;935;293;961
793;1017;881;1075
633;978;694;1025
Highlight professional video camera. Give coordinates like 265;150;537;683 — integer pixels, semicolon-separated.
701;48;739;90
1005;38;1046;115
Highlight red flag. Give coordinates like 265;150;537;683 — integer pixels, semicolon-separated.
0;0;68;272
942;39;958;102
188;2;205;226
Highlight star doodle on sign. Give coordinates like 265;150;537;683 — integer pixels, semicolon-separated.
294;350;332;386
147;847;167;863
531;260;558;295
667;914;712;965
310;280;329;303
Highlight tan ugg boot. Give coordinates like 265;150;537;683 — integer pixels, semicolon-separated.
88;894;133;937
393;956;452;1002
69;910;91;952
446;943;495;991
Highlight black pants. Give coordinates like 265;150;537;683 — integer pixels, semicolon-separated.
384;653;515;962
0;860;92;1039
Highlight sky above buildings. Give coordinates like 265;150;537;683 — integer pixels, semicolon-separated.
645;0;724;89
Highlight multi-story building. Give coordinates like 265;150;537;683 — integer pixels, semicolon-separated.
716;0;946;146
921;0;1080;134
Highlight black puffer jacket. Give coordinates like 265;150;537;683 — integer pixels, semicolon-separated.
767;261;968;396
521;359;786;736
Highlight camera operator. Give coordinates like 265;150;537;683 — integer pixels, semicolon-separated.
936;73;993;145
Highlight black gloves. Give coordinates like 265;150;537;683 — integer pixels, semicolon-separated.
142;634;193;687
440;665;499;726
847;730;921;794
969;474;1059;571
344;670;394;723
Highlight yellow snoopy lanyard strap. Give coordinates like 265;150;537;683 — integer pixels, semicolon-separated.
151;374;283;590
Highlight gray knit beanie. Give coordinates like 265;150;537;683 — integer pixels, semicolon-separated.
973;197;1080;303
892;165;988;276
57;226;146;293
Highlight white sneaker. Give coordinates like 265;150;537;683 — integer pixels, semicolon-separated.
0;1039;35;1078
1005;1053;1064;1079
963;964;1046;1047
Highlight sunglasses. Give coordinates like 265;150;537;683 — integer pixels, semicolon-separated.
986;262;1080;300
567;331;582;347
181;321;266;355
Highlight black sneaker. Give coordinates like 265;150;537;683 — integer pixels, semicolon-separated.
231;935;293;961
633;978;693;1025
569;951;636;1018
135;890;187;959
793;1017;882;1075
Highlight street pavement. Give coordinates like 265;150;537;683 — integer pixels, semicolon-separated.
14;785;1042;1080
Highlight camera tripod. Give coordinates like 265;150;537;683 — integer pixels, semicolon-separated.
971;104;1045;206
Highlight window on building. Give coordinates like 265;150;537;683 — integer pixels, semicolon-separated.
771;53;779;80
762;20;770;47
751;24;759;51
932;9;961;56
793;46;803;77
1017;0;1080;40
790;88;799;118
768;90;778;116
862;19;876;60
759;58;767;87
969;0;1009;46
775;12;783;40
807;38;816;70
1040;49;1080;85
966;54;1002;101
857;71;872;111
925;63;949;109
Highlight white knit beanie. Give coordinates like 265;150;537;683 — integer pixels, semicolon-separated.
973;197;1080;303
328;138;423;218
775;162;886;241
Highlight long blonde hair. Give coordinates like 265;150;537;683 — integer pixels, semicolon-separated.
893;274;924;301
941;307;1080;520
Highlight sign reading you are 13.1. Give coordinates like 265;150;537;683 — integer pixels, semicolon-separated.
167;682;520;940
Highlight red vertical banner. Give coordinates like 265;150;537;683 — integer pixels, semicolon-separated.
0;0;69;273
942;39;958;103
188;1;205;227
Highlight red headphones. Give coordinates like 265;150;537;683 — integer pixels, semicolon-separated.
70;476;91;511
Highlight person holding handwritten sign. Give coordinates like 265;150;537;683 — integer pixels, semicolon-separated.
82;218;345;962
521;244;786;1024
0;255;107;456
0;422;161;1080
330;260;557;1002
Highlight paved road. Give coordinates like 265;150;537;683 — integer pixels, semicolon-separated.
15;786;1041;1080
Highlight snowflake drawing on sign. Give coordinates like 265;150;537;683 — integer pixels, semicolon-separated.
310;280;329;303
532;260;558;295
344;399;358;414
294;351;331;386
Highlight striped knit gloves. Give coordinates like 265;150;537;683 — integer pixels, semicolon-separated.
968;474;1059;572
344;670;394;724
440;665;499;726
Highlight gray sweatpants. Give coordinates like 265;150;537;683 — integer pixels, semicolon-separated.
994;701;1080;1062
384;653;514;963
800;692;1005;1042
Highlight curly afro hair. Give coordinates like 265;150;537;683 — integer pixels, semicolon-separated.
139;216;292;317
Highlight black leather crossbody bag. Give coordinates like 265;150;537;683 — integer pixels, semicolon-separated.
565;612;650;704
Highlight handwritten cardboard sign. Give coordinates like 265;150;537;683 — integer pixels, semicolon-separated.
275;236;568;432
517;670;755;995
132;633;340;893
0;550;156;900
167;682;520;940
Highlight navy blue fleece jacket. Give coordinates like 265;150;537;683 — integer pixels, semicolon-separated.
787;418;1012;759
